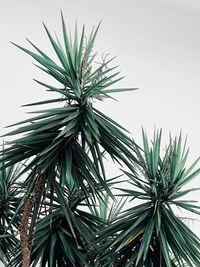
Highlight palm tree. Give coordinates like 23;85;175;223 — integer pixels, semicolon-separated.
0;13;200;267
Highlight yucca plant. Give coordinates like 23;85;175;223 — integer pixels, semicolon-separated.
8;178;107;267
0;145;24;264
0;13;200;267
0;13;138;267
89;191;127;266
96;130;200;266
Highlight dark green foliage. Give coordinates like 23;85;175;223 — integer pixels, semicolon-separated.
0;16;137;265
0;13;199;267
8;181;105;267
96;131;200;266
0;147;23;263
1;13;137;205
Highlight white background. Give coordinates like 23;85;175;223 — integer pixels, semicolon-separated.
0;0;200;264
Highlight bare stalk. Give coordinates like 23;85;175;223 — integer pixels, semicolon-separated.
20;173;45;267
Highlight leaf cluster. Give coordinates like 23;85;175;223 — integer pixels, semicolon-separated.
96;131;200;266
0;14;199;267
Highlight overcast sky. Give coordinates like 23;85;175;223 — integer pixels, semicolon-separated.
0;1;200;263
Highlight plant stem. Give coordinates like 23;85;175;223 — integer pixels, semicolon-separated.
20;173;45;267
